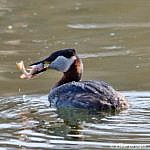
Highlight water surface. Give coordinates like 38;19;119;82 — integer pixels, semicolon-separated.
0;92;150;149
0;0;150;149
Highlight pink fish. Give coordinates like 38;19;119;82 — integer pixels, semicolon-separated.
16;61;44;79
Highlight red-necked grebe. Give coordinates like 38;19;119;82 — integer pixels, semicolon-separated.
30;48;128;110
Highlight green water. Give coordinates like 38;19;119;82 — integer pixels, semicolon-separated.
0;0;150;149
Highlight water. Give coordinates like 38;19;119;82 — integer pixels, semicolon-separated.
0;92;150;149
0;0;150;149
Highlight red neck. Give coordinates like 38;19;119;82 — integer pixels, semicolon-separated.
54;58;83;88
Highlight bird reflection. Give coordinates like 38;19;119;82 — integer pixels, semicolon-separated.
55;108;119;140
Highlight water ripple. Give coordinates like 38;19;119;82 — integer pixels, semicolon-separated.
68;22;150;29
79;50;130;59
0;92;150;149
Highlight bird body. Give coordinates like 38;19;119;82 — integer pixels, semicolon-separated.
49;80;128;110
29;48;128;111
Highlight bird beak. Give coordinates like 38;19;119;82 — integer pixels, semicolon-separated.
29;56;53;75
29;48;76;75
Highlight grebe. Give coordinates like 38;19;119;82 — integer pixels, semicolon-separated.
30;48;128;111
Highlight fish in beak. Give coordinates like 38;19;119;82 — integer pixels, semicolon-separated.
16;60;46;79
16;55;54;79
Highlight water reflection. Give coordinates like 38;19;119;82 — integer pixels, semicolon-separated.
68;22;150;29
55;108;119;142
57;108;118;126
0;92;150;149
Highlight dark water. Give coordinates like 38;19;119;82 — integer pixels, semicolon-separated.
0;0;150;149
0;92;150;149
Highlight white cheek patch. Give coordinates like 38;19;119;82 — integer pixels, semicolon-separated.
49;56;76;72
